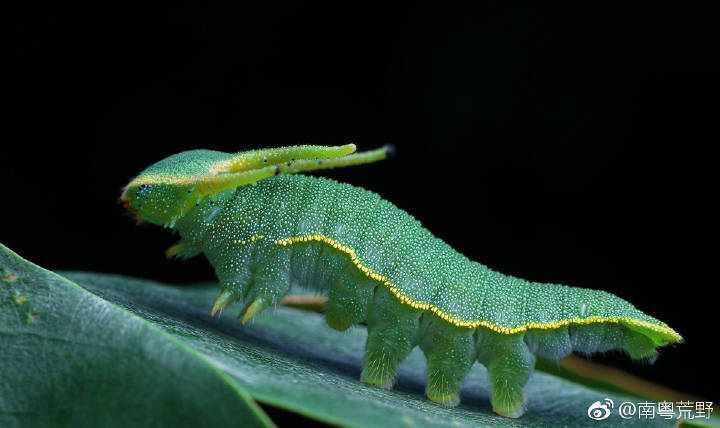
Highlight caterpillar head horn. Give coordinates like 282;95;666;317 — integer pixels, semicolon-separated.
121;144;393;227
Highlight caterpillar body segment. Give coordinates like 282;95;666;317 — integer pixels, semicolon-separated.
122;145;682;418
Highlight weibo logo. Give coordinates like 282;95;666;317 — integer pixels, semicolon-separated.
587;398;614;421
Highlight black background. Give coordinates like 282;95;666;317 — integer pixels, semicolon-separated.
4;1;717;407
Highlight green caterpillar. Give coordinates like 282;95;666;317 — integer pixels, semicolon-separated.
121;144;682;418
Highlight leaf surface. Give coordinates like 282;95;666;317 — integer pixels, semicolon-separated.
0;244;272;428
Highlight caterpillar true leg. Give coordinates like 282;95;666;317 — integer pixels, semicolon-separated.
418;314;477;406
360;287;422;388
477;331;535;418
211;288;237;316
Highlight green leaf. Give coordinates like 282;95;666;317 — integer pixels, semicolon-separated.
2;243;717;427
0;244;273;428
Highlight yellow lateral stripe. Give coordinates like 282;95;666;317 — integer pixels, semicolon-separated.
127;173;214;187
274;234;682;341
232;235;265;246
126;167;279;194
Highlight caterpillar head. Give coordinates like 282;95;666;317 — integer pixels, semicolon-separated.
121;149;229;227
121;144;392;227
